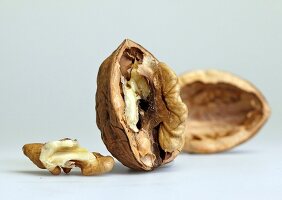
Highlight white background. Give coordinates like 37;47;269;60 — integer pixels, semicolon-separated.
0;1;281;199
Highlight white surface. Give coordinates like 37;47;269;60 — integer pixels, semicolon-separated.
1;134;282;200
1;1;282;199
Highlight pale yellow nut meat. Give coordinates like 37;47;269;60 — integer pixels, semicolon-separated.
22;138;115;176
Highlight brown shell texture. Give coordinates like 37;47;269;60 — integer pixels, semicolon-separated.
179;70;270;153
96;39;187;171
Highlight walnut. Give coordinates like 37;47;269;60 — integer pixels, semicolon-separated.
179;70;271;153
96;39;187;171
23;138;115;175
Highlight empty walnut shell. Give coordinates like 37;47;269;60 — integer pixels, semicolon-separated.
96;39;187;171
179;70;270;153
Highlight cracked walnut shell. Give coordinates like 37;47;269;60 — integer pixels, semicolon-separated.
179;70;270;153
96;39;187;171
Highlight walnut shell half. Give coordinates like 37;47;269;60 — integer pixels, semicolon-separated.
96;39;187;171
179;70;270;153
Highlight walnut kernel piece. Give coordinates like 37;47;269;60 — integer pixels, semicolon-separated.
22;138;114;175
122;61;151;132
96;39;187;171
179;70;271;153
